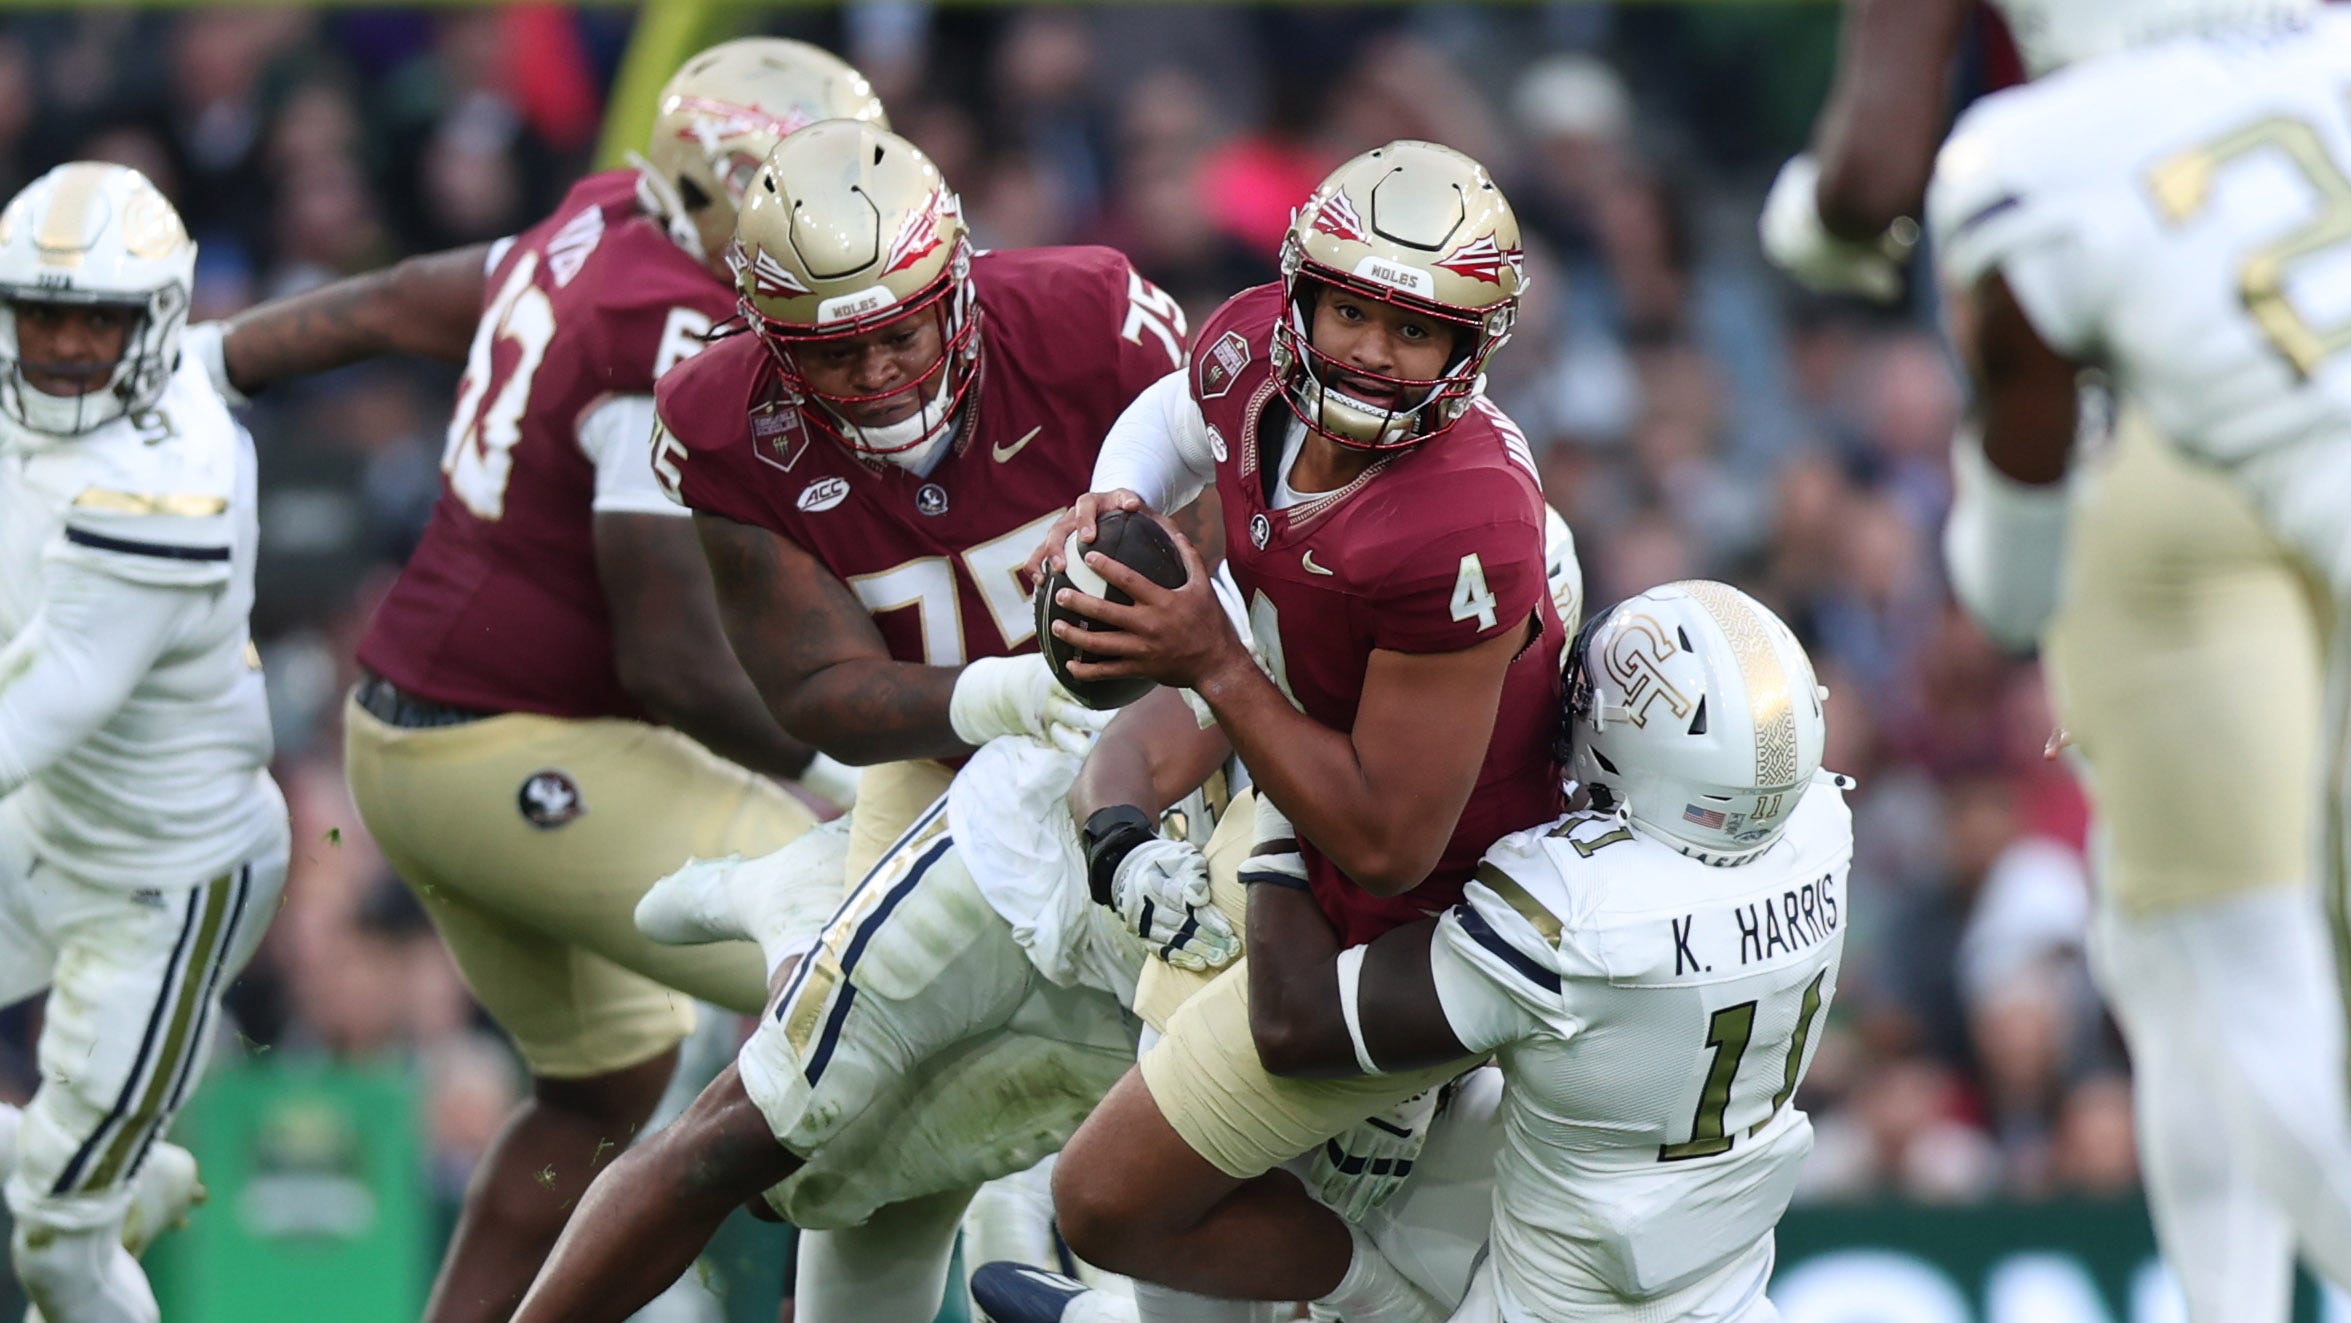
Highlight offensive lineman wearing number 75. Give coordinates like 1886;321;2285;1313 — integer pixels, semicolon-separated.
651;119;1190;875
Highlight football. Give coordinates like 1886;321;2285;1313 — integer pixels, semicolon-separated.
1035;509;1189;711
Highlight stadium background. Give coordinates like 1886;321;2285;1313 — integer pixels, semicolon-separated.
0;3;2331;1319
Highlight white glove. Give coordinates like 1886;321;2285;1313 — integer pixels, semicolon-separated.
180;321;250;408
1111;836;1239;973
795;752;861;809
949;653;1112;755
1313;1088;1441;1223
1759;154;1914;303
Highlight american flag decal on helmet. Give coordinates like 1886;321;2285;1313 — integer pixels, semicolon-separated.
883;188;957;276
1682;803;1727;830
1435;234;1518;285
1312;191;1366;243
751;249;811;297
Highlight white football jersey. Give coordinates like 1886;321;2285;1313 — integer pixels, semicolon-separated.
0;354;282;890
1927;12;2351;594
1429;772;1851;1317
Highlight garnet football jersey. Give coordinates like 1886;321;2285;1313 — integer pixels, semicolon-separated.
358;170;730;719
1193;284;1565;945
655;246;1186;669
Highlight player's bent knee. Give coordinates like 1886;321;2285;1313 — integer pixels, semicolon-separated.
1050;1136;1162;1272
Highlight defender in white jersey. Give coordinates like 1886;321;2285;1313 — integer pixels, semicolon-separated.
1768;7;2342;1314
0;163;288;1323
1930;0;2351;1298
981;581;1842;1323
1261;582;1836;1323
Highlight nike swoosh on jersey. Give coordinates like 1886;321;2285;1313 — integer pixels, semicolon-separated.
1301;549;1334;576
992;426;1044;463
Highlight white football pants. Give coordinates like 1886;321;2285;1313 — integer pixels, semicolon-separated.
2091;883;2351;1321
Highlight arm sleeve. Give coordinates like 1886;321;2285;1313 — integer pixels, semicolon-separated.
0;556;199;796
578;394;687;517
1091;369;1218;512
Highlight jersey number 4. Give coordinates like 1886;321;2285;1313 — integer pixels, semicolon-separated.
1658;970;1827;1163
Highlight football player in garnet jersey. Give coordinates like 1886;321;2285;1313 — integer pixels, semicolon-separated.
651;118;1187;878
184;41;881;1323
1005;141;1564;1323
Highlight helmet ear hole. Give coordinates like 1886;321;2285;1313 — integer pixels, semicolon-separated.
677;176;711;211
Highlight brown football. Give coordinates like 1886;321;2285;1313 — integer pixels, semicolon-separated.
1035;509;1188;711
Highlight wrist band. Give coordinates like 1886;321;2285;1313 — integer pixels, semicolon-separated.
1336;945;1378;1075
1082;804;1156;907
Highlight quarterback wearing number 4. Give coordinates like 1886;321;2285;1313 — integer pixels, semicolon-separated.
0;163;287;1323
1013;140;1566;1323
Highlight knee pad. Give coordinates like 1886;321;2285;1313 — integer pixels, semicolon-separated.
12;1222;158;1323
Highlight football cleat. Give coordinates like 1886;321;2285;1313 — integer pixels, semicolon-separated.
970;1262;1138;1323
122;1140;205;1258
635;820;851;957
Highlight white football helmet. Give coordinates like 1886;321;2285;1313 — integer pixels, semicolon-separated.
1566;580;1826;864
1993;0;2316;75
0;162;194;435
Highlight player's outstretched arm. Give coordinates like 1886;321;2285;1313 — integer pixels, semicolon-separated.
1056;531;1521;895
203;243;491;397
1942;270;2081;649
695;512;973;765
1246;880;1465;1079
595;510;823;782
1069;684;1233;823
1811;0;1971;239
512;1065;794;1323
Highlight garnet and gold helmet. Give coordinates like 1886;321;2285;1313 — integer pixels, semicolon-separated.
731;120;979;460
1273;141;1525;451
632;38;887;273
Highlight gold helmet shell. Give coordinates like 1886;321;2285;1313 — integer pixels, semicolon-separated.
1273;140;1525;450
732;120;980;458
633;38;887;271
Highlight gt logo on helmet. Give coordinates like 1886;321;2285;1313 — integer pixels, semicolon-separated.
1604;615;1694;729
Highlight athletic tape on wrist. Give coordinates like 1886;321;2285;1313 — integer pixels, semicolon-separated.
1336;945;1378;1075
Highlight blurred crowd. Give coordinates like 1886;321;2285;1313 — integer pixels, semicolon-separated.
0;3;2128;1219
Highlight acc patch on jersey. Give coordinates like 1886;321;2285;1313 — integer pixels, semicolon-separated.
518;769;586;829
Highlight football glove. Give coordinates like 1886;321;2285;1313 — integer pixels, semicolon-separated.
1759;154;1915;304
949;653;1112;755
1108;836;1239;972
1313;1087;1441;1223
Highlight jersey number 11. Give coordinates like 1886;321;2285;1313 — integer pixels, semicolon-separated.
1658;970;1827;1163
